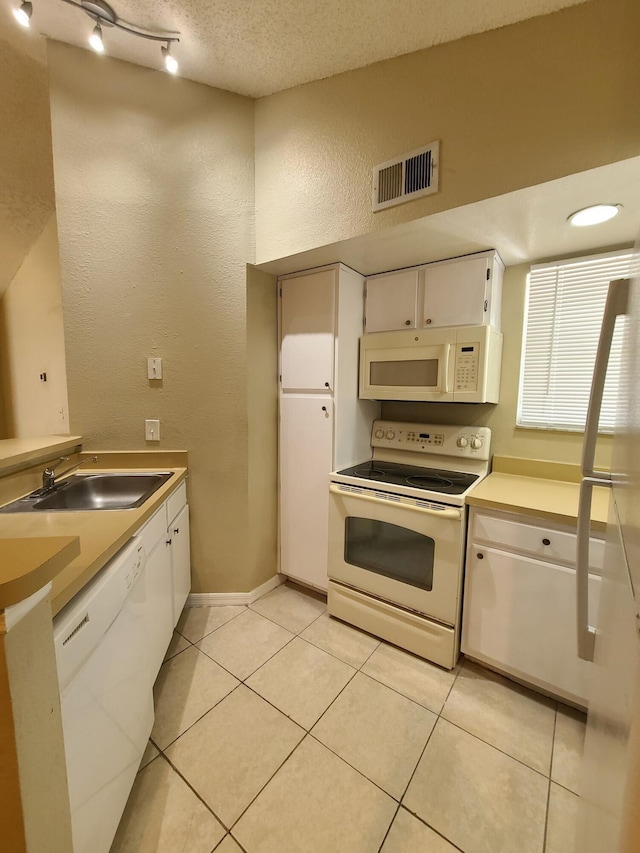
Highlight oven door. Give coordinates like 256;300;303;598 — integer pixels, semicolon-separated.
328;483;465;625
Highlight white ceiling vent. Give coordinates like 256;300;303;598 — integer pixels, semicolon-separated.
372;141;439;212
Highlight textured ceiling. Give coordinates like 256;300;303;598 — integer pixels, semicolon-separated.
1;0;590;97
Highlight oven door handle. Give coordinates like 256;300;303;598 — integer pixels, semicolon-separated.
329;484;462;520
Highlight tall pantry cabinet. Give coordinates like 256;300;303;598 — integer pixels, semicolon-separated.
279;264;379;591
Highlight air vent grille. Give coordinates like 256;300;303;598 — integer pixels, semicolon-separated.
373;141;439;212
62;613;89;645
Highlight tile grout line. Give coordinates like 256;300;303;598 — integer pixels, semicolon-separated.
225;730;311;834
376;803;401;853
177;604;250;646
439;716;555;781
397;804;467;853
543;703;560;852
153;750;232;834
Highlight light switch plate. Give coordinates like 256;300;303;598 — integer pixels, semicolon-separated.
147;357;163;380
145;419;160;441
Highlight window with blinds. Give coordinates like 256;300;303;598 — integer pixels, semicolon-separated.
517;249;633;433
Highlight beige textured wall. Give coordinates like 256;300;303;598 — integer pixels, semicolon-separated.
0;214;69;439
47;42;260;593
254;0;639;264
0;36;55;296
246;265;278;588
382;263;613;470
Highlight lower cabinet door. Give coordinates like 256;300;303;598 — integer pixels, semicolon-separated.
169;504;191;626
462;544;601;706
280;394;334;591
145;539;173;679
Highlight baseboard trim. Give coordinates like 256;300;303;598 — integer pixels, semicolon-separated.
186;574;284;607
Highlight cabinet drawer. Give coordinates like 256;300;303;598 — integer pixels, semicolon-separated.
472;512;604;570
166;481;187;525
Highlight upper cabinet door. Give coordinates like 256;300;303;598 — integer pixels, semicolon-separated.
364;269;420;333
281;268;336;392
423;256;489;328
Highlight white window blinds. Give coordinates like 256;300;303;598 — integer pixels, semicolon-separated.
517;250;633;433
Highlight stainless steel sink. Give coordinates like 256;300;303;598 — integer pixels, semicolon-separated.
0;472;173;513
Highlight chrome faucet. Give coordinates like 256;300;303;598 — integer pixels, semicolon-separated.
42;455;99;491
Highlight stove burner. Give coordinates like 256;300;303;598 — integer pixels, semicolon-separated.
406;475;454;489
352;466;388;479
335;459;480;496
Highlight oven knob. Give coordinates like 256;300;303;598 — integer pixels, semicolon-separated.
471;436;483;450
374;428;384;439
385;430;396;440
456;436;468;448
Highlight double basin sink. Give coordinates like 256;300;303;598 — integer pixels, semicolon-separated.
0;472;173;513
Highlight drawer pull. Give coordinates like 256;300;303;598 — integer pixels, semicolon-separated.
542;538;551;546
476;552;484;560
173;527;179;534
166;538;172;546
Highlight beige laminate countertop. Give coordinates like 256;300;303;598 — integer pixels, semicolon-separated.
0;451;188;616
0;537;81;613
466;456;610;531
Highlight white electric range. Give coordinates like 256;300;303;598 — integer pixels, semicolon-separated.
327;420;491;669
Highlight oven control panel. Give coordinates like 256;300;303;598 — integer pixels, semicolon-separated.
371;421;491;460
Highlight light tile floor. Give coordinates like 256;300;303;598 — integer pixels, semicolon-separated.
111;582;586;853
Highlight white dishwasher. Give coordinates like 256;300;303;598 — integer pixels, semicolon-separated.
53;536;153;853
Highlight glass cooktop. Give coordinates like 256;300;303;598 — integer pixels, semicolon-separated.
336;460;479;495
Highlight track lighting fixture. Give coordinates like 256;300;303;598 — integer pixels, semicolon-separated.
11;0;180;73
13;0;32;27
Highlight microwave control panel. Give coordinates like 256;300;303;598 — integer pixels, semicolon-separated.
454;343;479;392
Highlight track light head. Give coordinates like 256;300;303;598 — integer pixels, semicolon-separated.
13;1;32;27
89;21;104;52
162;44;178;74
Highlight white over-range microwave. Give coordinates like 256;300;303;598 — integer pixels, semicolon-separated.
359;325;503;402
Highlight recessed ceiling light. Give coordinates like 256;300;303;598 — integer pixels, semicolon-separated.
568;204;621;227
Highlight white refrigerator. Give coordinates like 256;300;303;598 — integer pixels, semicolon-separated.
576;265;640;851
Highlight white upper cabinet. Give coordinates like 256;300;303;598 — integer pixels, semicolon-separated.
364;250;504;333
423;254;498;328
363;269;420;333
280;268;336;391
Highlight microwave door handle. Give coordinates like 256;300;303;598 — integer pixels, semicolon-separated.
329;484;462;520
441;343;450;393
576;278;628;662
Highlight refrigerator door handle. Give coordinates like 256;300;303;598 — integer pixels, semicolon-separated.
577;278;629;662
577;476;611;661
581;278;629;480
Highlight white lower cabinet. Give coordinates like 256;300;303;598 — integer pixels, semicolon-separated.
462;506;602;707
280;395;334;590
139;480;190;678
168;503;190;626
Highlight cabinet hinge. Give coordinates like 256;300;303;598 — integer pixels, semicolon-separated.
484;299;488;312
486;269;491;280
